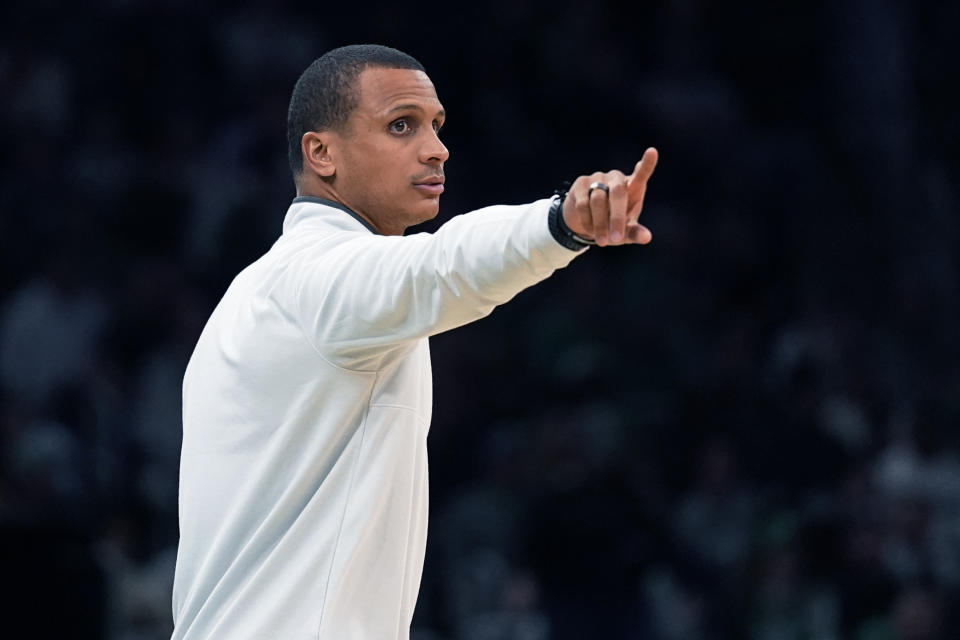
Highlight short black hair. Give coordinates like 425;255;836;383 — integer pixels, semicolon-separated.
286;44;425;176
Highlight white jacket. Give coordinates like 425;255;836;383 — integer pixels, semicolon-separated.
172;196;584;639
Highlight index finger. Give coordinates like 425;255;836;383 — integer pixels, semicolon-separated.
626;147;658;218
627;147;658;194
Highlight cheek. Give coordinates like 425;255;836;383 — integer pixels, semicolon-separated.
341;138;418;203
352;159;407;208
377;156;413;191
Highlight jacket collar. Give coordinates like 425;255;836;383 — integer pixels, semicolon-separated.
283;196;380;235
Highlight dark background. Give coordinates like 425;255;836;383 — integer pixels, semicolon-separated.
2;1;958;638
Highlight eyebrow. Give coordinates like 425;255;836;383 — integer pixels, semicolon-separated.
385;104;446;119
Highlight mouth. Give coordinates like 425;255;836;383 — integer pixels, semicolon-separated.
413;176;445;196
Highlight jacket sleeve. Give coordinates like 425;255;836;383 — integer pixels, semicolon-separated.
291;198;586;370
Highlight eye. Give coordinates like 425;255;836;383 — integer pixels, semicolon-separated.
433;120;443;133
389;118;411;134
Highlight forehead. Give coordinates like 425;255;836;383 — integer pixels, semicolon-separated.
355;67;443;116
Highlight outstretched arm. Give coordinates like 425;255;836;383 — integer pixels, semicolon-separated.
293;149;660;370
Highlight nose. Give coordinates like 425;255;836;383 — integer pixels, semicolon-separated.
419;129;449;165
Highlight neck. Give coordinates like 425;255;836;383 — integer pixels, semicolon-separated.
296;182;385;235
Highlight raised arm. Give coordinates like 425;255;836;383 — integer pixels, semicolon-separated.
292;151;659;371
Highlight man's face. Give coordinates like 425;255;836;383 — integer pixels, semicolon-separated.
331;67;448;234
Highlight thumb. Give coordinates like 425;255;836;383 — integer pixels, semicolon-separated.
625;222;652;245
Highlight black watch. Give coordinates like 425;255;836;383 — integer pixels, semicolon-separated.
547;185;595;250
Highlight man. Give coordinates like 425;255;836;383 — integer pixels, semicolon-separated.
171;44;658;639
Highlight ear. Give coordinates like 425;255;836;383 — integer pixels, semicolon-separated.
301;131;336;178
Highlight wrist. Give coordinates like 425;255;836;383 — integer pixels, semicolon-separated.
548;185;595;250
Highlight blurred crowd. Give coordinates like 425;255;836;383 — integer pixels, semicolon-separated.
1;1;958;639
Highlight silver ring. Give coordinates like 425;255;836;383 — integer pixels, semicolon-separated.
588;181;609;197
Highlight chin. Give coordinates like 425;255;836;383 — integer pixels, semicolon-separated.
415;199;440;222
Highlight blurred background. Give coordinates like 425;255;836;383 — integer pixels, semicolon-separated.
2;1;958;638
